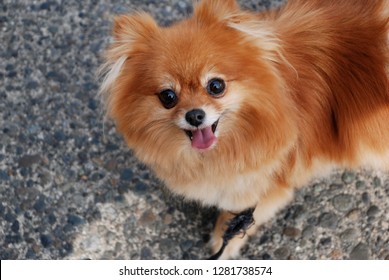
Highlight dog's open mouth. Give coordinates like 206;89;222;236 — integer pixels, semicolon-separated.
185;120;219;151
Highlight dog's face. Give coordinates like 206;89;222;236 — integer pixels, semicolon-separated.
101;0;297;179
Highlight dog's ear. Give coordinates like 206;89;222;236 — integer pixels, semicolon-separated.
193;0;282;66
107;13;159;66
194;0;241;24
112;13;158;44
99;13;158;96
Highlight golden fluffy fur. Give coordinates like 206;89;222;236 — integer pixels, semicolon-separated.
100;0;389;259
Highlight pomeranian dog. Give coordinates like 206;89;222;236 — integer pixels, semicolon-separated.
100;0;389;259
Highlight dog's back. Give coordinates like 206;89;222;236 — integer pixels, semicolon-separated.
270;0;389;175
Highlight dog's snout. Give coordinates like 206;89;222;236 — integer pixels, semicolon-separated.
185;109;206;127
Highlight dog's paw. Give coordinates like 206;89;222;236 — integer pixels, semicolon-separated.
209;210;250;259
210;233;247;259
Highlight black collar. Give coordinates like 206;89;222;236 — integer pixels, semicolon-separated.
208;207;256;260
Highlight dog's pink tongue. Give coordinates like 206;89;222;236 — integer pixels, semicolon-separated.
191;126;217;150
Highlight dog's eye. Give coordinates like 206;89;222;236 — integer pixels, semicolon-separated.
158;89;178;109
207;78;226;97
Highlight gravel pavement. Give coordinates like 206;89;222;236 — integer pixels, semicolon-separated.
1;0;388;260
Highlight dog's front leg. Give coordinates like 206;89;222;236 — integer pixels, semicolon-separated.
211;186;294;259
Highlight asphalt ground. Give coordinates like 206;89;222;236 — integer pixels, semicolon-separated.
0;0;388;260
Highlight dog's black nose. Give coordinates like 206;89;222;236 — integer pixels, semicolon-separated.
185;109;205;127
